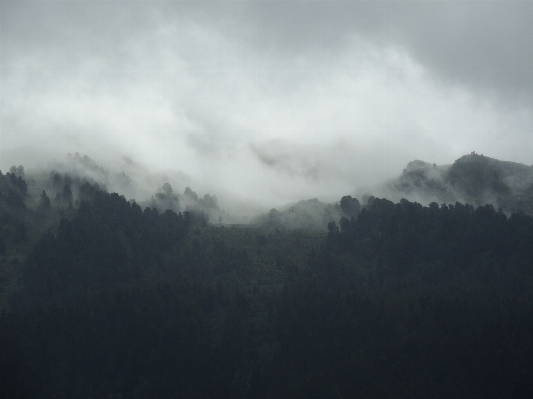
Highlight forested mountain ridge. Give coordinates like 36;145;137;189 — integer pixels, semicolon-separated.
1;156;533;398
364;152;533;214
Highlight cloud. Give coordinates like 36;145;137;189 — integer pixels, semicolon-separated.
231;1;533;106
250;139;323;181
1;1;532;212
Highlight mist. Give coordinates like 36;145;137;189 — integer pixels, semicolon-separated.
2;1;533;215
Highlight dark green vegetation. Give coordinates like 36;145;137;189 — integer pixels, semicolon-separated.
1;160;533;398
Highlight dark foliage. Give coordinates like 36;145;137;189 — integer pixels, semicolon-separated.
2;195;533;398
20;191;189;306
0;171;29;248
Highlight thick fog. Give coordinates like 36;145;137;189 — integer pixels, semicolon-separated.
1;1;533;214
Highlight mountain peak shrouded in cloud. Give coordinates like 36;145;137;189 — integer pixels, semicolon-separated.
2;1;533;208
363;153;533;215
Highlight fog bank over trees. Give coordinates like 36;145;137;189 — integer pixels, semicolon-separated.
3;2;533;209
358;153;533;215
12;150;533;230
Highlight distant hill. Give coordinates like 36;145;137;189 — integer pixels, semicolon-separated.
361;153;533;214
253;198;345;231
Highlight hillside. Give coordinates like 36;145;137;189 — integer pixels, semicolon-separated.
361;153;533;214
1;155;533;397
252;198;343;231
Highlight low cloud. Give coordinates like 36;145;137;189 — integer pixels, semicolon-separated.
1;1;532;213
250;140;322;181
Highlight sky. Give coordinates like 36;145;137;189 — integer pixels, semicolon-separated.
1;0;533;212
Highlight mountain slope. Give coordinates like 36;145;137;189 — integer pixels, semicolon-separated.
362;153;533;214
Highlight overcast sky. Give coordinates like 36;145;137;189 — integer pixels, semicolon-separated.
1;1;533;210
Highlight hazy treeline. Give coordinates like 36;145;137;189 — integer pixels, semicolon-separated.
366;152;533;215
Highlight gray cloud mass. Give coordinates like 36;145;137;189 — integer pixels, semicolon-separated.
1;1;532;213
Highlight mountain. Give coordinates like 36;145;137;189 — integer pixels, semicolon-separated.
360;153;533;214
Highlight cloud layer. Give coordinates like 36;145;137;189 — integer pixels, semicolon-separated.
1;1;532;211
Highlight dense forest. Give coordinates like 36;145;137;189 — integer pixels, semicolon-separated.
1;160;533;398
